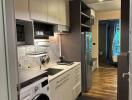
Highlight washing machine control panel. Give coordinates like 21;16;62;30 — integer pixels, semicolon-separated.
41;79;48;87
33;78;49;94
34;86;39;93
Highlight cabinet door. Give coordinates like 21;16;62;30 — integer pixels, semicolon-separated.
29;0;47;21
66;0;69;26
58;0;69;26
49;70;73;100
55;71;73;100
69;64;81;100
72;65;81;99
15;0;30;20
47;0;59;24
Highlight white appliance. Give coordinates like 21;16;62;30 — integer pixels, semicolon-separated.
19;71;50;100
34;39;50;46
54;25;69;33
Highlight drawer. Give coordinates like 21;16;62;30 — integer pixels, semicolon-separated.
73;82;81;99
74;65;81;72
55;73;71;89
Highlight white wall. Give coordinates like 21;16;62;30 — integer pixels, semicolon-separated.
92;10;121;67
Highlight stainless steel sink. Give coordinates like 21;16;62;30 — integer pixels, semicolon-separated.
45;68;63;76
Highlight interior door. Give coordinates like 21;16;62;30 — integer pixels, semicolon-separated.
0;0;9;99
0;0;18;99
0;0;18;100
129;53;132;100
118;0;129;100
99;22;107;65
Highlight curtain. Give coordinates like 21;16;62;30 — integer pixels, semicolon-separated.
112;21;120;57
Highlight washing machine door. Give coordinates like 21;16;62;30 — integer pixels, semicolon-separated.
33;94;49;100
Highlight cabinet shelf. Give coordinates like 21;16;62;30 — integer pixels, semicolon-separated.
81;24;91;32
81;1;89;11
81;24;90;28
81;12;91;26
81;12;91;19
80;0;91;32
81;1;91;16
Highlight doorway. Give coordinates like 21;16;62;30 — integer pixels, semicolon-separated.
78;0;122;100
78;0;130;100
99;20;121;67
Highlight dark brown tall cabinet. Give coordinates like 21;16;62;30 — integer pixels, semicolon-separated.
118;0;129;100
61;0;93;92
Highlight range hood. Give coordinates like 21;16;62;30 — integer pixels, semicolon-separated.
34;39;49;47
54;25;69;34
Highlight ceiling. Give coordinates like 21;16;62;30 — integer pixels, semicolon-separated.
86;0;121;12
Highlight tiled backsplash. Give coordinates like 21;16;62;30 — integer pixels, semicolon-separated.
17;35;60;69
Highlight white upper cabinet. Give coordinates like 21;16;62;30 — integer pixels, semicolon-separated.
15;0;69;25
58;0;69;26
48;0;69;25
47;0;59;24
15;0;30;20
29;0;48;22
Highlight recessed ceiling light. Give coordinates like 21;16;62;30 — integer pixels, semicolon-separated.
99;0;104;2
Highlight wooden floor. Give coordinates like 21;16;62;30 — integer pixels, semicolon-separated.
78;67;117;100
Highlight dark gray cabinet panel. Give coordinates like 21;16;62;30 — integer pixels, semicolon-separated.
61;0;81;61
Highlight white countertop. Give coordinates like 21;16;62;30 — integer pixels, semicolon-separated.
46;62;80;82
19;69;47;84
19;62;81;83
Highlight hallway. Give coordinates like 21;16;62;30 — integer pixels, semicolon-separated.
78;67;117;100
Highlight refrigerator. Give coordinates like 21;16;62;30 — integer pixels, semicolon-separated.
81;32;93;92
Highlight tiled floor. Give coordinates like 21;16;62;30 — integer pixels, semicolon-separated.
77;67;117;100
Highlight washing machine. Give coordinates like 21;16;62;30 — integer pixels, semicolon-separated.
19;72;50;100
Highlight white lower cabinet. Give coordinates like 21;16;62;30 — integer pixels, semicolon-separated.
49;64;81;100
72;82;81;99
72;64;82;100
49;70;73;100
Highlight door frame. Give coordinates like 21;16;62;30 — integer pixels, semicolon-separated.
0;0;18;100
118;0;129;100
129;0;132;100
